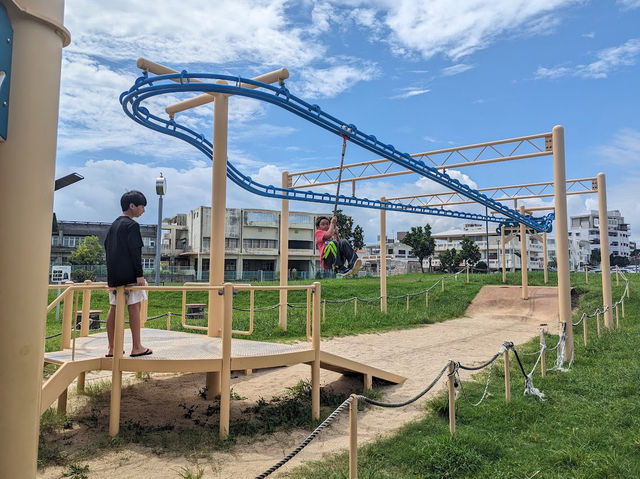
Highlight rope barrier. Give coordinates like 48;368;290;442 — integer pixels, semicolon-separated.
255;396;355;478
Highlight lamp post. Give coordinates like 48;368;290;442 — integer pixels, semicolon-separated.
155;173;167;285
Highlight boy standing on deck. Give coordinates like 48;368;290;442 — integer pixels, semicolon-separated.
104;190;152;357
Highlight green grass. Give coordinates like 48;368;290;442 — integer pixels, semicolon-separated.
286;272;640;478
45;271;565;350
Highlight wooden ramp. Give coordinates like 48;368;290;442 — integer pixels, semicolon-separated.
42;328;405;413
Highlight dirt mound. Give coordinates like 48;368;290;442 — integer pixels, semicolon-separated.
465;285;559;331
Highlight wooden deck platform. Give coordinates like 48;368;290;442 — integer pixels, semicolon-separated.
42;328;405;414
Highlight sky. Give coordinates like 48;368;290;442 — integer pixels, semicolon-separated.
53;0;640;244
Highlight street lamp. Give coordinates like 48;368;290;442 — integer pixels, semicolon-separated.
155;173;167;285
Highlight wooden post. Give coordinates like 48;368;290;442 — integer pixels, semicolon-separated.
109;286;126;436
596;312;601;338
167;311;171;331
466;264;469;283
311;282;321;421
406;295;410;312
554;126;573;360
61;282;74;349
504;349;511;404
540;330;546;378
380;199;387;314
616;266;619;286
349;394;358;479
583;314;588;347
597;173;614;330
447;362;456;438
425;291;429;309
441;278;445;292
354;297;357;317
585;265;588;284
279;171;290;331
519;205;529;300
219;283;233;439
80;280;92;336
501;227;507;283
543;231;549;284
615;304;619;328
57;389;67;415
322;299;326;323
622;298;625;318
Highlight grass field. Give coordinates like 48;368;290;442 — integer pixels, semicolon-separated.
45;270;574;351
287;272;640;479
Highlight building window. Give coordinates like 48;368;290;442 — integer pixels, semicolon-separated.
388;249;393;255
289;240;313;249
243;239;277;249
225;238;238;248
289;214;312;224
398;249;406;255
224;259;236;271
142;258;154;269
60;236;85;247
142;237;155;248
245;211;277;225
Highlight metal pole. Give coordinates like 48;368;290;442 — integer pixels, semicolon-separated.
0;3;69;474
206;83;229;399
279;171;289;330
485;205;490;272
597;173;613;329
154;192;163;285
380;198;387;314
553;125;573;359
520;205;528;300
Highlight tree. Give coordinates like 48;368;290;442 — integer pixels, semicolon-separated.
439;248;460;273
590;248;601;266
334;209;365;249
352;225;365;250
458;236;481;268
401;224;435;273
69;235;105;265
549;256;558;269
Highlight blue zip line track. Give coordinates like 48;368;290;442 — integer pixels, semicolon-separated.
120;71;554;232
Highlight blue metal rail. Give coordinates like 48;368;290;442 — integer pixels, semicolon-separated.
120;71;553;232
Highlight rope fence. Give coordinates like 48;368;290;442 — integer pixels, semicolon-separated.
255;271;632;478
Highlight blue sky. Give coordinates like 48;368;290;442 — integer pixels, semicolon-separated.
54;0;640;243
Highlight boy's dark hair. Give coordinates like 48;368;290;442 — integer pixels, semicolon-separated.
315;216;330;228
120;190;147;211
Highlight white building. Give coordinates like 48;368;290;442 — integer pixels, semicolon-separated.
365;223;557;273
569;210;631;261
431;223;555;271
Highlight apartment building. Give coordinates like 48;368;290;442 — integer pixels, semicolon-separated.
50;220;158;268
569;210;632;260
173;206;322;280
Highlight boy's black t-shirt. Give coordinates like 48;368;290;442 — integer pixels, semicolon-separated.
104;216;144;287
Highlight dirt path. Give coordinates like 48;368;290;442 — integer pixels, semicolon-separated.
38;286;558;479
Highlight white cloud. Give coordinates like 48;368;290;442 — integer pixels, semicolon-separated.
595;128;640;167
617;0;640;10
441;63;473;76
378;0;580;60
535;38;640;79
64;0;322;68
390;87;430;99
294;61;380;98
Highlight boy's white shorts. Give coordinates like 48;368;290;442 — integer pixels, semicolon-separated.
109;285;148;306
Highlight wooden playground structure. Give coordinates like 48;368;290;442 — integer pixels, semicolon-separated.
42;281;405;439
